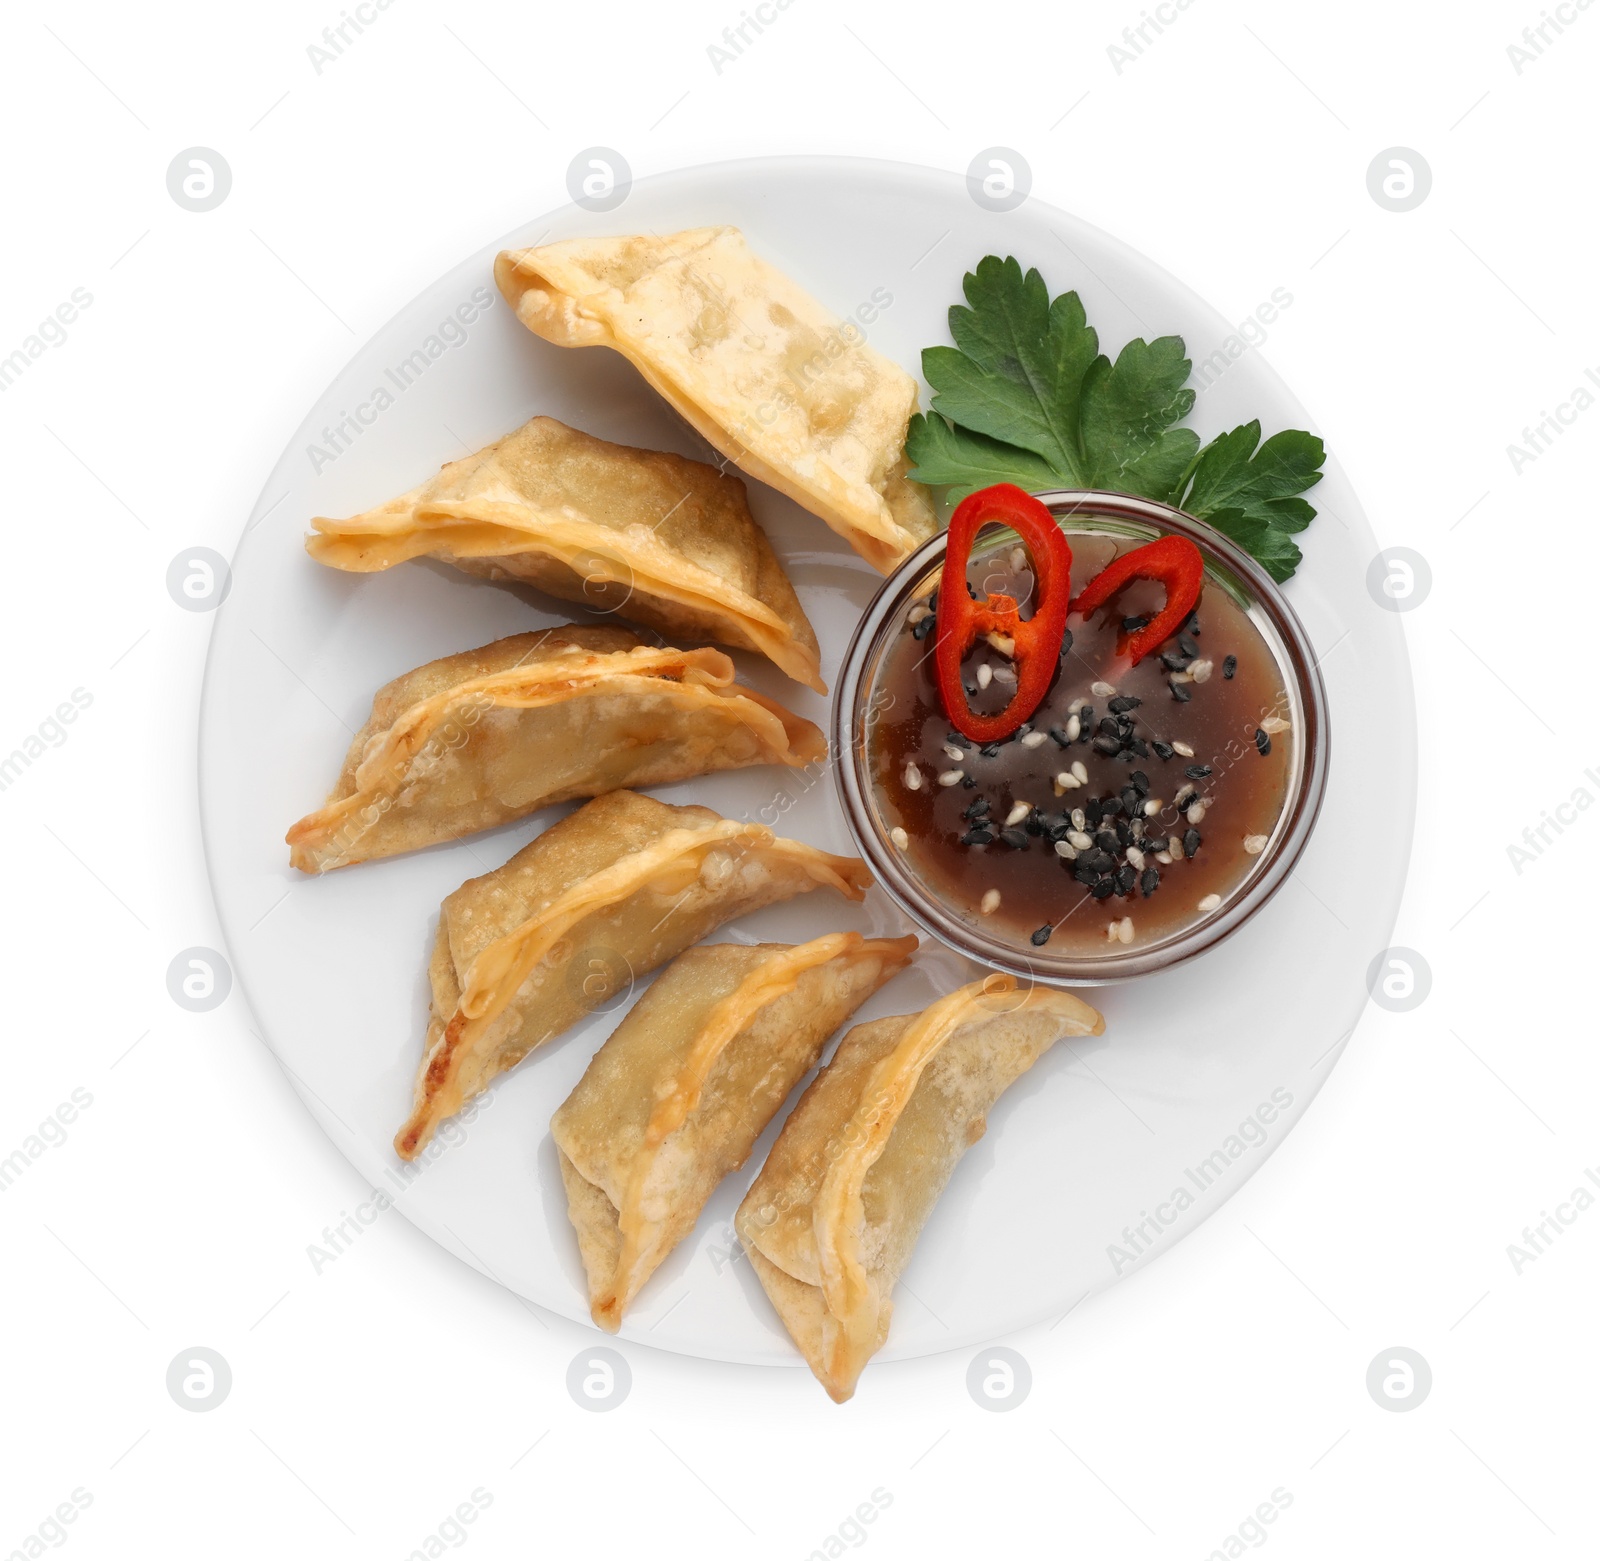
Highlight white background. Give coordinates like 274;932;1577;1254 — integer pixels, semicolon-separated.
1;1;1594;1557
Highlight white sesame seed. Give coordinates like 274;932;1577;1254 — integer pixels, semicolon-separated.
1174;784;1195;806
1070;808;1087;830
1068;830;1094;851
1055;770;1081;791
1005;802;1031;827
890;827;909;850
1126;847;1145;870
1054;840;1077;860
1091;680;1116;697
980;888;1001;916
907;603;929;626
1068;697;1086;714
1117;916;1135;944
1189;658;1213;683
1262;714;1291;734
985;631;1015;657
1010;547;1027;572
1064;714;1081;742
943;744;964;761
976;663;993;690
1106;922;1120;942
1021;730;1049;748
1198;893;1221;912
1155;851;1173;865
991;665;1017;686
1169;670;1193;685
1143;798;1162;817
1243;833;1268;855
1186;801;1206;826
1070;760;1088;783
937;769;964;787
903;762;923;791
1172;740;1195;758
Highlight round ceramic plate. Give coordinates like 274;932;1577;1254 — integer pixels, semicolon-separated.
200;156;1413;1366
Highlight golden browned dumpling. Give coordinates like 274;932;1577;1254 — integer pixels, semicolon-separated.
736;976;1104;1401
395;791;872;1159
552;932;917;1330
495;228;938;573
286;625;826;873
306;415;824;692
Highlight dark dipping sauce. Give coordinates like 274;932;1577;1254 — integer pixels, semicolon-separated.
869;531;1293;957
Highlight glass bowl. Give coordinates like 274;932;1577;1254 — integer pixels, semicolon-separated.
832;490;1331;985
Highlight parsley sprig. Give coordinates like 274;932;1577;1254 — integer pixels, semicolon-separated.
905;256;1325;582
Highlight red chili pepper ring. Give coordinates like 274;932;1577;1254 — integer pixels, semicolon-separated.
933;484;1073;744
1070;534;1205;665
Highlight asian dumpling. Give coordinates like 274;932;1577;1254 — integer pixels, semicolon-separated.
736;975;1104;1401
395;790;872;1159
306;414;825;692
552;932;918;1329
494;228;938;574
286;625;826;872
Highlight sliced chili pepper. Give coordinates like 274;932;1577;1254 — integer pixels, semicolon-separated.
1069;534;1205;665
934;484;1072;743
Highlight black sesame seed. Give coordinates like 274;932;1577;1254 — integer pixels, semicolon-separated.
1222;654;1237;680
1073;864;1100;886
1144;835;1169;853
1179;634;1200;658
1098;717;1121;739
946;732;972;750
1031;924;1053;946
962;796;990;819
1115;716;1135;739
961;775;977;789
1094;829;1120;854
1184;764;1213;779
911;613;936;640
1108;695;1142;714
1152;740;1175;760
1058;628;1074;656
1092;733;1121;756
1100;796;1124;818
1089;880;1115;900
1078;705;1095;727
1184;612;1200;635
1140;867;1160;896
1083;798;1103;827
1160;649;1191;672
1170;681;1192;703
964;684;977;696
960;827;994;846
980;743;1002;758
1078;848;1116;874
1183;827;1201;858
1130;770;1150;796
1255;728;1272;756
1115;819;1134;848
1119;787;1141;815
1000;827;1030;850
1047;821;1072;843
1113;865;1136;895
1127;736;1150;758
1049;726;1073;748
1024;812;1046;836
1121;614;1151;633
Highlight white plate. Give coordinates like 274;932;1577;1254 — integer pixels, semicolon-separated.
200;157;1413;1366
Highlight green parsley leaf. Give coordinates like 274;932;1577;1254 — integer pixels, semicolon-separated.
1200;510;1303;584
905;257;1329;582
1174;421;1324;534
901;412;1061;500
